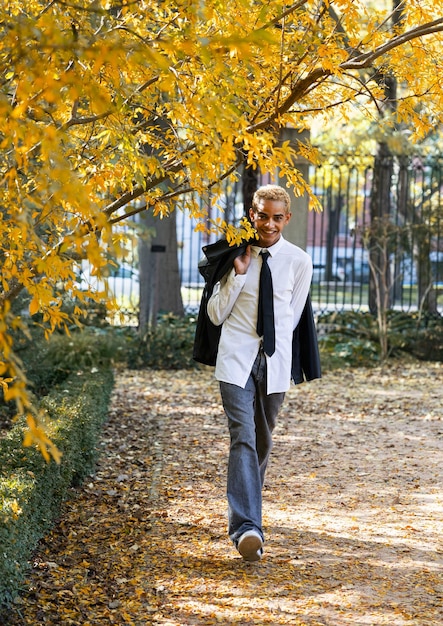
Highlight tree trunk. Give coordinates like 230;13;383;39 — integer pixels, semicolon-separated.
242;163;259;216
138;210;184;331
391;156;409;303
369;142;393;314
416;237;438;314
368;0;403;314
325;188;342;281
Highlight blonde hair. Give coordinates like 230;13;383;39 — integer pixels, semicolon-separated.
251;185;291;213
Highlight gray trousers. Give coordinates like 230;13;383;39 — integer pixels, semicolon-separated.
219;349;285;544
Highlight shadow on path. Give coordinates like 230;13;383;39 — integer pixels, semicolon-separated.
5;364;443;625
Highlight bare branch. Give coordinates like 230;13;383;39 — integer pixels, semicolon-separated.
61;110;112;130
342;18;443;70
249;67;330;132
258;1;309;30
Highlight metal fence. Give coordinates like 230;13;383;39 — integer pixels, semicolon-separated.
306;154;443;315
104;154;443;323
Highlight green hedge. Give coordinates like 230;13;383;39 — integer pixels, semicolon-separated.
0;367;114;607
132;313;200;369
317;310;443;367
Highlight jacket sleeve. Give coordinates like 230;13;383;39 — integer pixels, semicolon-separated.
207;268;247;326
291;295;322;384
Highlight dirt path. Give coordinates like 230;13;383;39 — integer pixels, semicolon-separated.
6;362;443;625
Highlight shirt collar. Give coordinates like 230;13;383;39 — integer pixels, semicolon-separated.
251;236;285;258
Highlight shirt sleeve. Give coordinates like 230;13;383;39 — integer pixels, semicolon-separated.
291;256;313;330
207;268;247;326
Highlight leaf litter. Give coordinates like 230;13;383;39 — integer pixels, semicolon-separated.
5;362;443;625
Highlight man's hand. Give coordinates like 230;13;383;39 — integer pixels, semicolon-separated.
234;245;251;275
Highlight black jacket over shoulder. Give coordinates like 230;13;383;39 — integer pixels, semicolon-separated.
193;239;246;367
193;239;321;384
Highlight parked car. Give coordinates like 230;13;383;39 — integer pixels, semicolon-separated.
334;257;371;283
330;260;346;282
76;261;140;303
430;250;443;286
307;246;369;283
307;246;345;282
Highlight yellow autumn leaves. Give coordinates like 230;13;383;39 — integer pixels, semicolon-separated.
1;0;443;458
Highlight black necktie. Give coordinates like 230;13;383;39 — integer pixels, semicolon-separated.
256;250;275;356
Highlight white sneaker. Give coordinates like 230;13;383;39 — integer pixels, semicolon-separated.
237;530;263;562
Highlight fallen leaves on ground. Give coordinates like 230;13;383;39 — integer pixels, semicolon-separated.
5;361;443;625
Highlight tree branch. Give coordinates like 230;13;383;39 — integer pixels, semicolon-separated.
261;0;308;29
248;17;443;132
61;110;112;130
342;18;443;70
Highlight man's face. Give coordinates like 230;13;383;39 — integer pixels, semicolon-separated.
249;199;291;248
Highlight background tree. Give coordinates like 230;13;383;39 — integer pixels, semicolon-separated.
138;209;184;329
1;0;443;455
367;0;404;314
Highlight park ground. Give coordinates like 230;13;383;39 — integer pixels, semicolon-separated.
5;361;443;625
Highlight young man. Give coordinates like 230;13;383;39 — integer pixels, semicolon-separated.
207;184;313;561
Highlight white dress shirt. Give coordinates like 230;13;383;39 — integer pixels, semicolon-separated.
207;236;313;394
